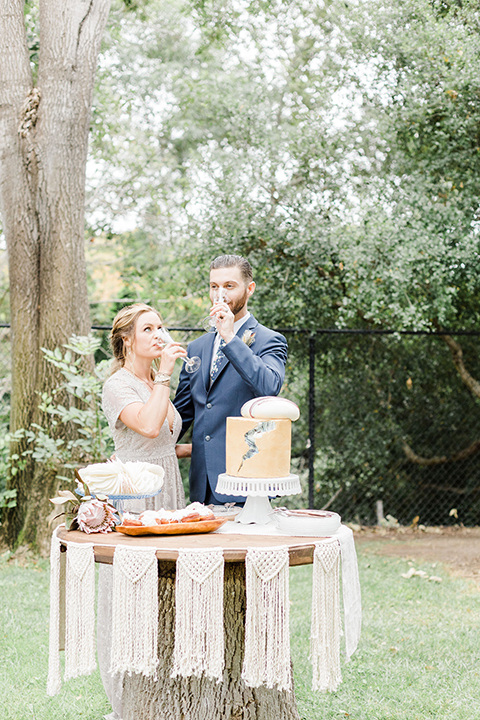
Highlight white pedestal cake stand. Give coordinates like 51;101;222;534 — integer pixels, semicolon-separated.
216;473;301;525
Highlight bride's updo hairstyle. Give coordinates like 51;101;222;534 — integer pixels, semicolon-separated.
109;302;162;375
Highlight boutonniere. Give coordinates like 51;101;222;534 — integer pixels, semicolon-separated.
242;329;256;347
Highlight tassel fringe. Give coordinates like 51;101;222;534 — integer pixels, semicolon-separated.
171;547;225;681
242;546;292;691
311;539;342;692
110;545;159;677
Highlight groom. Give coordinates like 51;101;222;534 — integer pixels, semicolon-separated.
174;254;288;504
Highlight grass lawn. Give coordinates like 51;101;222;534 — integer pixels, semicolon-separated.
1;546;480;720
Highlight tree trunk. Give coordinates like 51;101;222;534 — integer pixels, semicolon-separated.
122;561;301;720
0;0;111;553
402;333;480;468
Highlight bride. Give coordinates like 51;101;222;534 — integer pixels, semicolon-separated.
99;302;191;720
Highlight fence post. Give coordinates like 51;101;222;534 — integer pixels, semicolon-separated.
376;500;384;525
308;333;316;508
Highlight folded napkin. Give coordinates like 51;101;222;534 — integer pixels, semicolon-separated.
77;459;164;496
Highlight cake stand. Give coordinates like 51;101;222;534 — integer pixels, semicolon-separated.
215;473;301;525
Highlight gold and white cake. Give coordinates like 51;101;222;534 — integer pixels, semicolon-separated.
216;397;302;524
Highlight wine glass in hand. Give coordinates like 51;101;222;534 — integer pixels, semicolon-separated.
202;287;229;333
155;328;201;374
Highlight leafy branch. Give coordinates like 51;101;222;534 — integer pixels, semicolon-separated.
8;335;114;486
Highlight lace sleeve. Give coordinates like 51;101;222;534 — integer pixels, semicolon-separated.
102;372;144;432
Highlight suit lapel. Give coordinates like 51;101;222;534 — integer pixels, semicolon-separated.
239;314;258;341
202;331;216;391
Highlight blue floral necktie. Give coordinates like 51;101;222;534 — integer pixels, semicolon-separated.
210;338;227;383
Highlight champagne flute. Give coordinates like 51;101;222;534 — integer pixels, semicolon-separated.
155;328;201;374
202;287;229;333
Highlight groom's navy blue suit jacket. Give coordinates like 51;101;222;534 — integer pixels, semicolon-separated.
173;314;288;504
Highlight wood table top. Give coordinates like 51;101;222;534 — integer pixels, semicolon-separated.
57;525;332;566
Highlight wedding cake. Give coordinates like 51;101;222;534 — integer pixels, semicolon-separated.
225;397;300;479
216;397;301;524
219;398;342;531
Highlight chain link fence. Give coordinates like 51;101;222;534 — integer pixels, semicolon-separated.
2;324;480;526
288;331;480;528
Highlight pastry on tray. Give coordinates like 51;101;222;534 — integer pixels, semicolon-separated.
116;502;226;535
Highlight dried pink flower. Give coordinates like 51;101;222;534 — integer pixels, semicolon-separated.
76;499;117;534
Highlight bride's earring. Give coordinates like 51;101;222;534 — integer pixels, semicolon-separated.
124;340;135;372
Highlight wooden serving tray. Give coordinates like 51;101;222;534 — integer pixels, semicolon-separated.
115;517;228;536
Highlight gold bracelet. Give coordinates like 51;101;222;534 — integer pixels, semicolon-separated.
153;372;171;386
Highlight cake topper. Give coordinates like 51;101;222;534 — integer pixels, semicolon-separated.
241;396;300;421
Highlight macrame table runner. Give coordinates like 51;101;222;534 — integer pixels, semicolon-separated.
47;528;96;695
110;545;159;678
171;547;225;681
47;525;361;697
243;546;292;691
311;538;342;692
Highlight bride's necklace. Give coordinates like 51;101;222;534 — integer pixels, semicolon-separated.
124;366;154;390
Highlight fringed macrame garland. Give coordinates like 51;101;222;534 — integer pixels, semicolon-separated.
242;546;291;691
47;526;360;698
64;542;96;682
110;545;159;677
171;547;225;682
46;527;62;696
311;538;342;692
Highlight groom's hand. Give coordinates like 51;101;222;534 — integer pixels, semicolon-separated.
211;301;235;343
175;443;192;458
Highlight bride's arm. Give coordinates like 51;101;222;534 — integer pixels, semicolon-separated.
119;388;170;438
119;344;185;438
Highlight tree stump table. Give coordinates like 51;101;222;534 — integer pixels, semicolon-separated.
57;527;338;720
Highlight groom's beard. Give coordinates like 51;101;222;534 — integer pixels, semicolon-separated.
229;288;249;317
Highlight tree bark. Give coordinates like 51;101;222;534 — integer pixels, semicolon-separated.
441;333;480;399
402;437;480;466
0;0;111;552
122;561;301;720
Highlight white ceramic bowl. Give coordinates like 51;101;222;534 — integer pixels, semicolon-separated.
271;509;341;536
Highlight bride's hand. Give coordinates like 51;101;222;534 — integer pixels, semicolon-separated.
158;342;187;375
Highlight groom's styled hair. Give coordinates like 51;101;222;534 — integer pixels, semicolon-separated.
210;254;253;284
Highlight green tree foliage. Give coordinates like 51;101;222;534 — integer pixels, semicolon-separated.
88;0;480;330
336;0;480;331
85;0;369;327
9;0;466;524
2;336;114;518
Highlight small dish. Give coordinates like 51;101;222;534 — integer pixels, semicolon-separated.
271;508;341;536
